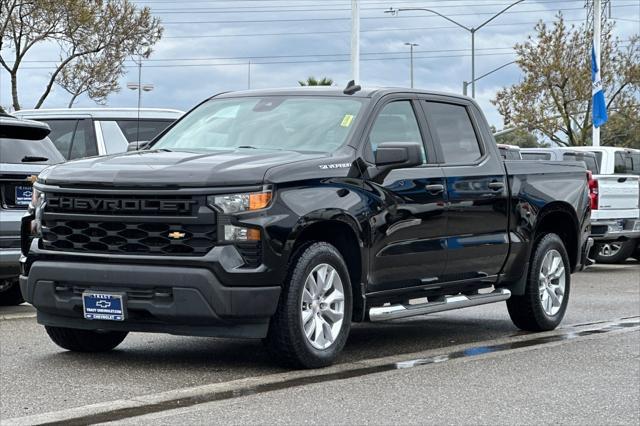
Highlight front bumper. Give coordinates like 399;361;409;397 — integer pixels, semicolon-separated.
590;218;640;242
20;259;281;338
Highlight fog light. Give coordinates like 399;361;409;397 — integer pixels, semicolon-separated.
224;225;260;241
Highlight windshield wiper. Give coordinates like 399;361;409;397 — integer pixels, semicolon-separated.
22;155;48;162
236;145;258;149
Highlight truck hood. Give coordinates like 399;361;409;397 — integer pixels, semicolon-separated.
39;149;326;187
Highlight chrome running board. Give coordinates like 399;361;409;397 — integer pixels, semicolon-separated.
368;289;511;322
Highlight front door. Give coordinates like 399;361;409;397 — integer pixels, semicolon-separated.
367;99;448;294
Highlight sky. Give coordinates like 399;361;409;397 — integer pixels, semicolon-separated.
1;0;639;129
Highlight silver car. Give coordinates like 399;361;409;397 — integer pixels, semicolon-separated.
0;114;65;305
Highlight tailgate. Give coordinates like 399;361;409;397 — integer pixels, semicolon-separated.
593;174;639;219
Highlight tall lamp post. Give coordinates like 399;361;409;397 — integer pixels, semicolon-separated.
386;0;524;98
404;42;419;88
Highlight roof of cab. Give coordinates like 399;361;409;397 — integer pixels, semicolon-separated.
13;107;184;120
213;86;473;102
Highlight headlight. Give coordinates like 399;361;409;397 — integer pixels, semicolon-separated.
208;189;272;213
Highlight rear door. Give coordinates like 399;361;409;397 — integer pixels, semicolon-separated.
421;98;509;283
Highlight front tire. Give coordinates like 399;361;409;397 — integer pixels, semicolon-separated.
507;233;570;331
265;242;352;369
45;326;128;352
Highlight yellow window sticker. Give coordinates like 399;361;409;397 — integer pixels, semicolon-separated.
340;114;354;127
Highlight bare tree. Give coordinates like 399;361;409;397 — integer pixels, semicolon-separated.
0;0;163;110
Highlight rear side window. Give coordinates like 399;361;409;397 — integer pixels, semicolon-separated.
423;102;481;164
631;153;640;175
41;119;97;160
614;152;627;173
562;152;599;173
521;152;551;161
116;120;173;143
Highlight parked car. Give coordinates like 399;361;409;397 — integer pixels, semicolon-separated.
572;146;640;263
497;143;522;160
14;108;183;160
521;147;639;263
21;87;591;368
0;114;65;305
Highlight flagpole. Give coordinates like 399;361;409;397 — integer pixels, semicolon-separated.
593;0;601;147
351;0;360;82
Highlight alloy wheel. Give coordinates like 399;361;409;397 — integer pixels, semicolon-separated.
300;263;345;350
538;249;566;316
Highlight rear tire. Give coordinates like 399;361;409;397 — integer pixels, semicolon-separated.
507;233;570;331
265;242;352;369
0;279;24;306
593;240;636;264
45;326;128;352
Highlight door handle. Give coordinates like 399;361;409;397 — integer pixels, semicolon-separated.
425;184;444;194
488;181;504;190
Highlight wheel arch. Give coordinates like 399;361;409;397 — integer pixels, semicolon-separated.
287;212;367;322
533;201;580;272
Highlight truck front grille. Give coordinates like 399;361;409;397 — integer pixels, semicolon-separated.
41;220;216;256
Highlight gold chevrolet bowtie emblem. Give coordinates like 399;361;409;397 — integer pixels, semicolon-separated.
168;231;186;239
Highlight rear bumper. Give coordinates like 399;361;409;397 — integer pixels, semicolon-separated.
590;218;640;242
20;260;281;338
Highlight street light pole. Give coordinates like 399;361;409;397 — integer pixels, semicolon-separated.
404;42;419;88
386;0;524;98
127;56;154;147
463;60;516;96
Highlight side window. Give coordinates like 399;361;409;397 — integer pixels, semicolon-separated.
116;120;174;143
614;152;627;174
68;119;97;160
41;119;77;159
368;101;426;164
631;152;640;175
424;102;482;164
522;152;551;161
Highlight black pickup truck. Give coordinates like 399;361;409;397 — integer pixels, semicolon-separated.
21;86;592;368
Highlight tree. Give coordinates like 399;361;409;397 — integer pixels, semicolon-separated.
56;52;124;108
0;0;163;110
298;76;333;86
601;110;640;149
492;126;548;148
492;14;639;147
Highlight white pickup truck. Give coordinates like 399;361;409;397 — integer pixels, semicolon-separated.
572;147;640;263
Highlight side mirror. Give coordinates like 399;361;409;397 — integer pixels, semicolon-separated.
127;140;150;152
370;142;423;182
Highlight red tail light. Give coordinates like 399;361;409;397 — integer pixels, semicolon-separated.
586;171;598;210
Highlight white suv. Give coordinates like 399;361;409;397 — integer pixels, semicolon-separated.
14;108;183;160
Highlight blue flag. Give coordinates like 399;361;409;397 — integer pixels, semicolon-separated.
591;45;608;128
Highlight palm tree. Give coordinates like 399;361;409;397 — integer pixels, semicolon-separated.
298;76;333;86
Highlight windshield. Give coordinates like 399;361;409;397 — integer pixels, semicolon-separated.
153;96;365;153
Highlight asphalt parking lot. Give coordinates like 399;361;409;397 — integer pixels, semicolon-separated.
1;261;638;425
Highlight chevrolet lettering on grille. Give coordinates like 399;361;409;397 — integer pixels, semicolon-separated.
47;196;196;214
